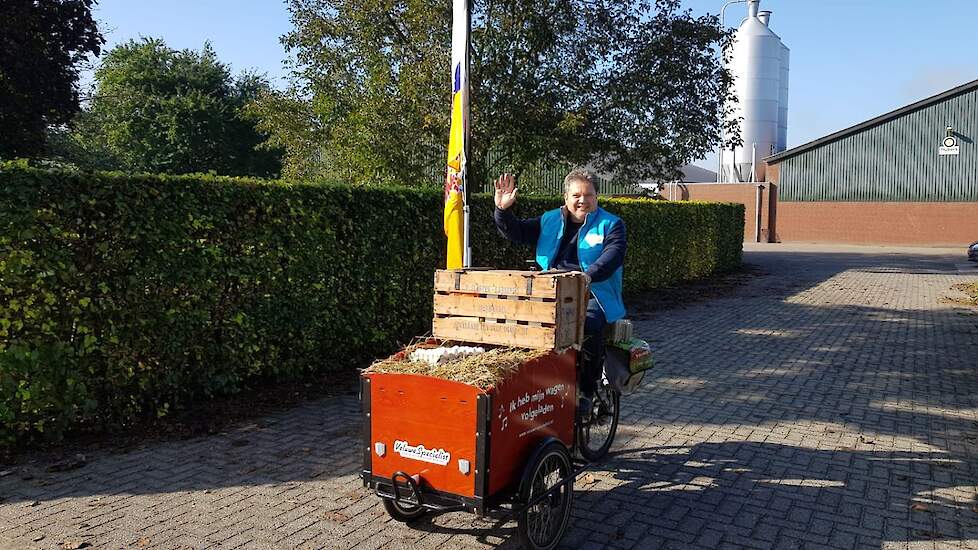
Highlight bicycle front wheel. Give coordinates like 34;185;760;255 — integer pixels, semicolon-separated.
577;380;620;461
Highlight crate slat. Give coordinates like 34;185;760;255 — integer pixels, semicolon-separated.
432;317;557;348
433;293;558;323
434;270;558;298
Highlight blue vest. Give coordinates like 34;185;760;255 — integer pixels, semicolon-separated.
535;207;626;322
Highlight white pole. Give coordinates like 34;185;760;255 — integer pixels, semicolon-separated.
720;0;747;33
732;147;737;182
463;202;471;266
717;149;721;183
751;142;757;182
462;0;472;267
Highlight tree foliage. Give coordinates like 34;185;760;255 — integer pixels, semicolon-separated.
258;0;736;185
59;38;282;177
0;0;103;159
245;90;330;181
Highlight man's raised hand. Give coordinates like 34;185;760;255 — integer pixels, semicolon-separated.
494;173;518;210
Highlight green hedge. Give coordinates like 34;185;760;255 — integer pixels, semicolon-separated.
0;166;742;445
474;197;746;294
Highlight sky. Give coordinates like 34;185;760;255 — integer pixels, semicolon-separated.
86;0;295;89
87;0;978;170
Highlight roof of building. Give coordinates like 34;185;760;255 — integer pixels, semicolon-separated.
765;77;978;164
589;163;718;188
678;164;718;183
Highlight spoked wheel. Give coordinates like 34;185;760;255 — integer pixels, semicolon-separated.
382;497;427;522
577;378;620;462
517;441;574;550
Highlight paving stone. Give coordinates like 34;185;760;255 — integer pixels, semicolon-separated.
2;245;977;549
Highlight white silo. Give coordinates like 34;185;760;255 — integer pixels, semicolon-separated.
777;32;790;153
720;0;790;182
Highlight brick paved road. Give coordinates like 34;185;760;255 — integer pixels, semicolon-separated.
2;244;977;550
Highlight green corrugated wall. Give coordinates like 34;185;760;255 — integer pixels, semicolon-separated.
779;87;978;202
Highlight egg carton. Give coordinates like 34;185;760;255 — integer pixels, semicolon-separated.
409;345;487;366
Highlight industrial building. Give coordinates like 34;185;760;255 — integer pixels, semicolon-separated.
764;78;978;246
665;0;976;247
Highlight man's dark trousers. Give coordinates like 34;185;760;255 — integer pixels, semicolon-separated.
580;297;606;397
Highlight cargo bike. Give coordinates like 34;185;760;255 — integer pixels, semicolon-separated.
361;270;652;550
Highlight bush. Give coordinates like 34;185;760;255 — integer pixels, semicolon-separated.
0;166;742;445
478;196;744;294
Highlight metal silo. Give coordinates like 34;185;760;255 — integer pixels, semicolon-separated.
720;0;790;182
778;38;790;151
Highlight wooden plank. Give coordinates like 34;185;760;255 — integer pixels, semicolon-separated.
572;276;587;345
433;293;558;323
558;279;579;350
558;275;575;345
431;269;588;349
432;317;556;349
555;323;575;349
434;270;559;299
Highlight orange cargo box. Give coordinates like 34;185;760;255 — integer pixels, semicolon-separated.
361;348;577;514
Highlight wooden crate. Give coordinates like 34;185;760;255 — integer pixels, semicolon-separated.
432;269;587;349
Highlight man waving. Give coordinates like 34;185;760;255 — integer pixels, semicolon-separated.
492;169;627;416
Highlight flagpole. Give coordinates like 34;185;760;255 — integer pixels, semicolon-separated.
462;0;473;268
445;0;470;270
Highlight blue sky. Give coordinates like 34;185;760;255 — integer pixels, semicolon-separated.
88;0;294;86
88;0;978;169
685;0;978;165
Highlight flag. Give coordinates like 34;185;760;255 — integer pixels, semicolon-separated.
444;0;468;269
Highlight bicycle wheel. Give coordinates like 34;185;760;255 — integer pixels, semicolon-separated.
517;441;574;550
577;378;620;462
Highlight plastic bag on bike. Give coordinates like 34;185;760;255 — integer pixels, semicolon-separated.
604;338;654;395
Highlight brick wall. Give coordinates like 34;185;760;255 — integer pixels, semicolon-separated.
661;182;776;242
663;163;976;246
775;202;978;246
768;159;977;246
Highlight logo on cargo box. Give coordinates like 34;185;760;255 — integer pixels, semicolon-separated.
393;440;451;466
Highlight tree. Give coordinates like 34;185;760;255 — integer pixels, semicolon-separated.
64;38;282;177
245;89;329;181
0;0;103;159
258;0;736;186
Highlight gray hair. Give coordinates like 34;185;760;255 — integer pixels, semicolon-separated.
563;168;599;195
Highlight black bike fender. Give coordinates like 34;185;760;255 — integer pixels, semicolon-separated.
517;437;566;494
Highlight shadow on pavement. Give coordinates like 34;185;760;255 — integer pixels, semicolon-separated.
584;442;978;548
